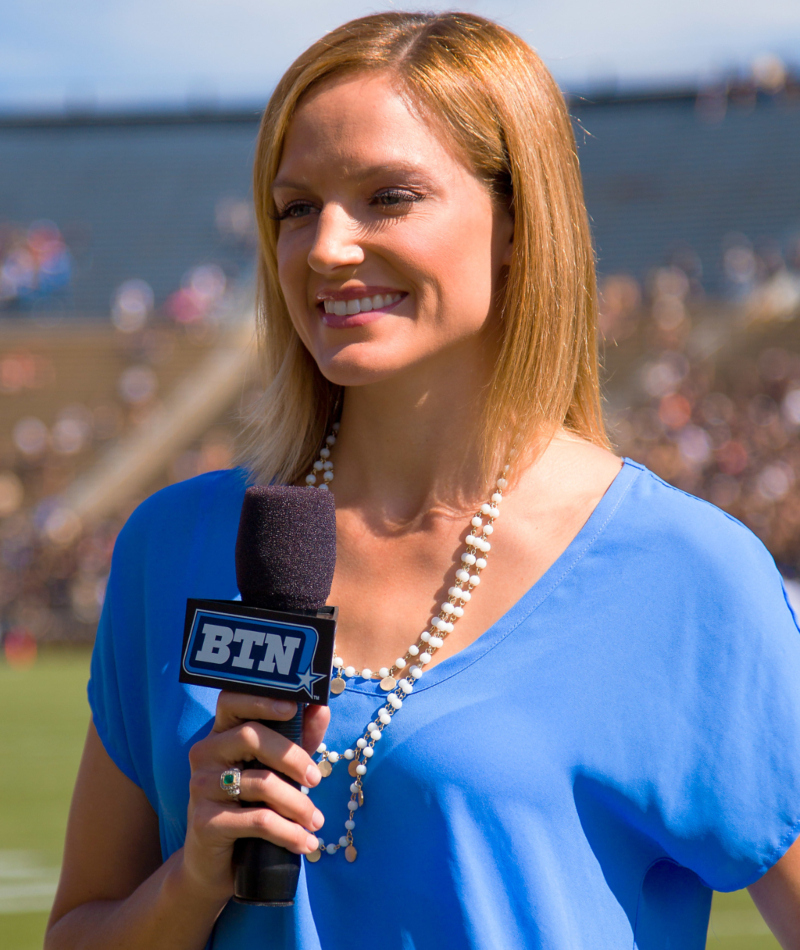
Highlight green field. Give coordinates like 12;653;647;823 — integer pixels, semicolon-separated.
0;652;782;949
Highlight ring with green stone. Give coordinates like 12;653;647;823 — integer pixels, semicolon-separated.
220;767;242;798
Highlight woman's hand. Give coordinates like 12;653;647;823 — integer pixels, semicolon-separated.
182;692;330;900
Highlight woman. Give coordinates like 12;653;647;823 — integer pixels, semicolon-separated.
46;12;800;950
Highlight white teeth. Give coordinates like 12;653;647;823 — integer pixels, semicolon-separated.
322;292;401;317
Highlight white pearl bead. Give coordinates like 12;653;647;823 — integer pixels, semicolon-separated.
441;603;454;615
323;461;333;471
476;558;487;569
408;645;419;656
301;785;309;794
379;667;390;678
357;738;367;749
361;668;372;680
317;743;326;753
489;506;500;518
317;837;326;849
370;729;382;741
344;749;354;759
333;656;344;667
323;470;334;482
339;836;349;847
395;658;406;669
460;589;471;601
325;435;336;445
348;801;358;811
469;574;481;586
345;820;355;830
399;679;413;693
379;710;392;724
388;694;402;709
481;503;492;515
318;483;329;491
429;636;443;648
363;746;374;757
332;421;340;431
328;751;339;763
313;460;324;471
461;553;476;565
432;618;446;630
326;843;336;854
448;586;461;597
480;540;491;553
492;492;503;504
471;516;483;528
320;446;331;458
344;666;356;678
456;569;470;583
444;622;454;633
465;534;477;546
410;665;422;678
356;764;367;775
421;631;431;642
419;652;432;664
350;782;359;793
453;605;464;617
305;474;317;485
497;477;508;489
483;524;494;535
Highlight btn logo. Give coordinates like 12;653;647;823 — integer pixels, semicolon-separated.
182;606;326;698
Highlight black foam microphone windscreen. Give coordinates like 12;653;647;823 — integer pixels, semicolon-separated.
232;484;337;906
235;485;337;613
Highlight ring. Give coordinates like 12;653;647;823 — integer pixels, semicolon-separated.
220;767;242;798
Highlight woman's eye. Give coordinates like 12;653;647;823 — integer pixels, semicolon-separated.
275;201;317;221
372;189;424;209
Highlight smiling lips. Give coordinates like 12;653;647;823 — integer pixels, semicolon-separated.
321;292;403;317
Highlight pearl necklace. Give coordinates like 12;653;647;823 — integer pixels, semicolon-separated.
302;422;509;863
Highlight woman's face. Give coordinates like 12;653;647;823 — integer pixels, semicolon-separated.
273;72;514;388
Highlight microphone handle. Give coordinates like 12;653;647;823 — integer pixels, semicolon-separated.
232;705;306;905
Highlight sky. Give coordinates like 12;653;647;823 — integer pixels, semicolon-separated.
2;0;800;111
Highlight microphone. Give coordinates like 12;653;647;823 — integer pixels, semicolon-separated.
232;486;336;905
179;484;337;907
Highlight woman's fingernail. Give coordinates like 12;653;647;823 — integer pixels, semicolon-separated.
305;764;321;786
306;834;320;852
272;700;293;715
311;809;324;830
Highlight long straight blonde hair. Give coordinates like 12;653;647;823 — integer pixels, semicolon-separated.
240;11;608;485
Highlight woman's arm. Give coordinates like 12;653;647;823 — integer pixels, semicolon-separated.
748;835;800;950
46;696;328;950
45;723;228;950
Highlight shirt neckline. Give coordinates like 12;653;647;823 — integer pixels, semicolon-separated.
340;458;643;696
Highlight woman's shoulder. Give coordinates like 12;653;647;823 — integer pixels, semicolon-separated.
114;467;251;559
618;457;786;599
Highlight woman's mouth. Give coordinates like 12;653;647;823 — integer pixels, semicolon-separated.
319;292;405;327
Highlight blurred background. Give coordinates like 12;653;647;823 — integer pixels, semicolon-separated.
1;1;799;947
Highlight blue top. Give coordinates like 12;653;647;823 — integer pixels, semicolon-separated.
88;459;800;949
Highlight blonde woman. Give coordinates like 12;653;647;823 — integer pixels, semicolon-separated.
46;13;800;950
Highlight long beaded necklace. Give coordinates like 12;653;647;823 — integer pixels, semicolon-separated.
302;422;509;863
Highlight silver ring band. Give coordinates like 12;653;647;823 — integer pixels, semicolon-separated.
220;767;242;798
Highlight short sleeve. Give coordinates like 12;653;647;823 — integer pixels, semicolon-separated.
88;582;141;787
617;481;800;892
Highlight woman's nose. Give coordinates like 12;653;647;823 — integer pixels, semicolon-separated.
307;205;365;273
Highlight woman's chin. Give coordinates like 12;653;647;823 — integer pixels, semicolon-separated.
314;349;413;388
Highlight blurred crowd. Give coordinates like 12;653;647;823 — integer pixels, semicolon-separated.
603;230;800;574
0;198;259;656
0;220;73;310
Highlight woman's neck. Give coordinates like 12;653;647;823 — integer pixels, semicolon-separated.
330;357;501;527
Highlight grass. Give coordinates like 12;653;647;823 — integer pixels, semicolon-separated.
0;650;783;949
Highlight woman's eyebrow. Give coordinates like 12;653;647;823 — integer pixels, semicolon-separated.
272;162;435;194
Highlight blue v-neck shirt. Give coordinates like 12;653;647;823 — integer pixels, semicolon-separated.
89;460;800;949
